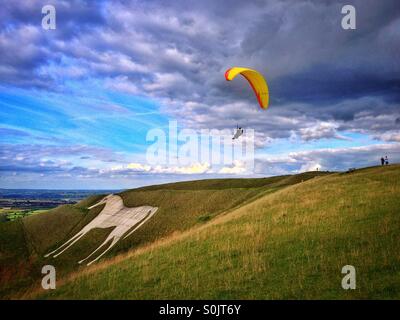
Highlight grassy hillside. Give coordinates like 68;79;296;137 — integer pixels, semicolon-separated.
0;220;32;295
132;171;328;191
114;172;326;254
1;172;322;298
34;165;400;299
0;201;105;298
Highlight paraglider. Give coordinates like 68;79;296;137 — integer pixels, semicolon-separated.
232;124;244;140
225;67;269;109
225;67;269;139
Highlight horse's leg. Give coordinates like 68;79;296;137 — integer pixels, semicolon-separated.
52;231;87;258
86;236;120;266
44;229;86;257
123;208;157;239
78;233;115;264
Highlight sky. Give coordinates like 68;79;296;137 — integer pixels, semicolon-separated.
0;0;399;189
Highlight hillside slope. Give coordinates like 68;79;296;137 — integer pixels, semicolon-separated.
1;172;325;298
36;165;400;299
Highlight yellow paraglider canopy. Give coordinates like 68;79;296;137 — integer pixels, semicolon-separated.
225;67;269;109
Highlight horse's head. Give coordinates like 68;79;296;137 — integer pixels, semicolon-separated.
87;194;114;210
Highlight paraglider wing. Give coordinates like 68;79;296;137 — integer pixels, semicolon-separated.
225;67;269;109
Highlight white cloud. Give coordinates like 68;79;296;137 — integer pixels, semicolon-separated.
143;72;187;92
126;162;152;171
374;131;400;142
106;161;211;175
163;162;211;174
256;143;400;174
299;162;322;172
218;160;247;174
299;122;349;141
105;76;140;94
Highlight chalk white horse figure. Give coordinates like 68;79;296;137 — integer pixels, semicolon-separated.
45;194;158;266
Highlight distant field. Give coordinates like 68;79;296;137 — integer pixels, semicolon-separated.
0;189;118;213
0;209;49;222
34;165;400;300
0;189;119;200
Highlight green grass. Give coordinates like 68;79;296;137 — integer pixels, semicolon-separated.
0;219;32;297
0;211;8;223
34;165;400;300
3;209;48;222
132;171;329;191
0;197;106;298
113;171;329;256
2;172;319;299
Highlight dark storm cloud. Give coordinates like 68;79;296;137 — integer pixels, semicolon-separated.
0;0;399;140
272;68;400;108
0;0;106;88
0;0;105;33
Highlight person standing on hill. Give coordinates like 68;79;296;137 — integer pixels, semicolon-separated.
381;157;385;165
385;156;389;165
